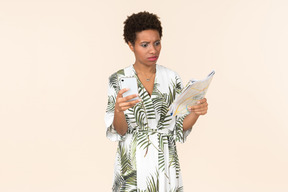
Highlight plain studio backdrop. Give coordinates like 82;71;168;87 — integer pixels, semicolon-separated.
0;0;287;191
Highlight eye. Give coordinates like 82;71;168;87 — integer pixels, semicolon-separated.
154;41;161;46
141;43;148;48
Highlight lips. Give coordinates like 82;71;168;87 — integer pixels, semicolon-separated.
147;56;158;61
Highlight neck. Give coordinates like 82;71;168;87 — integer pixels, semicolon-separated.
133;63;156;74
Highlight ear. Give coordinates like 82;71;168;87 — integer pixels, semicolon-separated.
128;42;134;52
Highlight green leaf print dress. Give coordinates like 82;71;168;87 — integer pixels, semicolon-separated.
105;64;192;192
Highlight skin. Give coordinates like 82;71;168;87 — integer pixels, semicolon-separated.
113;29;208;135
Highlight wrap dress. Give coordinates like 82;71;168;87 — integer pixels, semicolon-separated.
105;64;192;192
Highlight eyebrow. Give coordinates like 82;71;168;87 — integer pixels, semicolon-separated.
140;40;161;43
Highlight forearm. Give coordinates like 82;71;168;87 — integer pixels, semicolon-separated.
113;110;128;136
183;112;200;131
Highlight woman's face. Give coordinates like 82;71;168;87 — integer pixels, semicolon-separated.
129;29;161;67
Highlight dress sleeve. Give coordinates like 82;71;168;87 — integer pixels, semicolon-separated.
173;73;193;143
105;74;126;142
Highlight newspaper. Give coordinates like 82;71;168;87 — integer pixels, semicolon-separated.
168;70;215;116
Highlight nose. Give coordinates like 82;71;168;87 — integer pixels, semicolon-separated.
149;45;157;54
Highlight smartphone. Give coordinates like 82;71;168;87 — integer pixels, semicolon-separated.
119;77;139;101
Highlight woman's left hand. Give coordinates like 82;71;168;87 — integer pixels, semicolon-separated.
188;98;208;116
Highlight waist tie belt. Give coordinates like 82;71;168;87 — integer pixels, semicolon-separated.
134;129;173;137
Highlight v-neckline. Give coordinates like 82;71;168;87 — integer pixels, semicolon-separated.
132;64;158;98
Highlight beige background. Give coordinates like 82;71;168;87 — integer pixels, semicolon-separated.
0;0;287;191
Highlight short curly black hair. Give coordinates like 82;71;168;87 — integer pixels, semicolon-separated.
123;11;162;45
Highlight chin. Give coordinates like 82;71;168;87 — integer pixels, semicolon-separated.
147;61;158;65
146;63;157;67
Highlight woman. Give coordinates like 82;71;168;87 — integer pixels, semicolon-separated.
105;11;208;192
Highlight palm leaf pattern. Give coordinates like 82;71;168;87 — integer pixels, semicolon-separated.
107;95;116;113
106;65;193;191
112;172;125;192
170;186;184;192
168;136;181;179
158;135;168;172
115;143;137;191
109;69;124;92
145;171;159;192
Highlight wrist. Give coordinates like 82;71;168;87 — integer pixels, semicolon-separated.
188;111;200;118
114;107;123;114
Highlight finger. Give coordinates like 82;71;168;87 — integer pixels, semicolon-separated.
117;88;129;98
119;98;141;107
118;101;140;111
130;98;142;105
189;103;208;111
125;102;139;109
202;98;207;102
197;98;207;104
199;98;207;103
191;106;207;113
192;104;208;111
188;109;207;115
123;94;139;102
192;108;208;114
119;98;141;108
194;105;208;112
188;106;196;111
195;111;207;115
189;106;208;114
116;97;140;110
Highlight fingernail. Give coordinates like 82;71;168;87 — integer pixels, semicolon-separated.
197;101;200;104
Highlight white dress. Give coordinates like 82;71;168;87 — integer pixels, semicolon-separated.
105;64;192;192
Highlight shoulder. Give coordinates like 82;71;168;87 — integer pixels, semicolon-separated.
109;69;123;82
108;65;132;82
108;65;132;91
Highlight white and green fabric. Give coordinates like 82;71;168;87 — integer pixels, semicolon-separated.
105;64;192;192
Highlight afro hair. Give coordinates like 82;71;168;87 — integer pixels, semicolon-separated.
123;11;162;45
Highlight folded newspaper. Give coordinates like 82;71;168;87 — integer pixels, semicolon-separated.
168;70;215;116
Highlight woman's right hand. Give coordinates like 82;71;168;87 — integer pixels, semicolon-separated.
115;88;141;113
